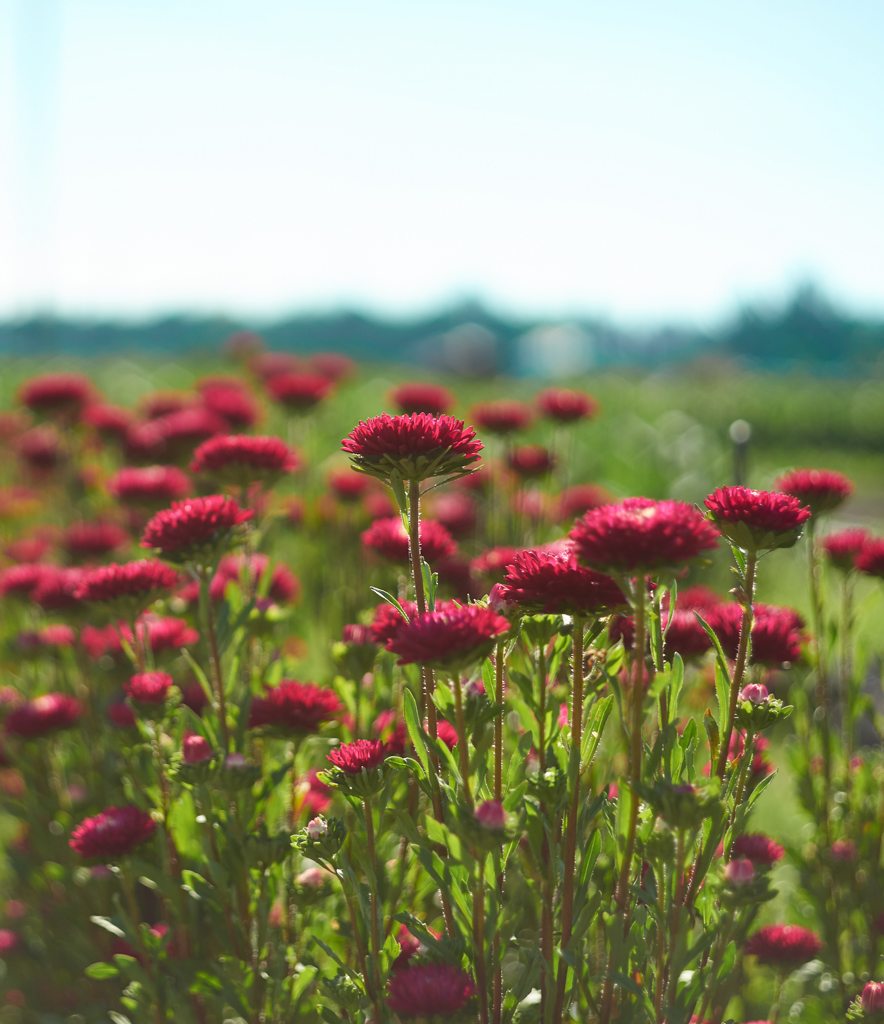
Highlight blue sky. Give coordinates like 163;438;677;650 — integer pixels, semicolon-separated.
1;0;882;324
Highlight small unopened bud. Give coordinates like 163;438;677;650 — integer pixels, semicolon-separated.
224;752;247;769
739;683;769;704
488;584;516;614
861;980;884;1012
724;858;755;886
474;799;506;830
466;679;486;699
183;732;212;764
830;839;857;862
306;816;328;839
296;867;327;887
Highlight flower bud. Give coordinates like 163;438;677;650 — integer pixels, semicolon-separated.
740;683;769;704
225;753;246;768
862;981;884;1013
296;867;328;887
306;817;328;839
475;800;506;830
724;858;755;886
182;732;212;764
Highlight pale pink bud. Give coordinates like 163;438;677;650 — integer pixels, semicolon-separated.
224;752;247;769
861;981;884;1012
183;732;212;764
724;858;755;886
740;683;769;704
306;816;328;839
296;867;327;887
475;799;506;830
488;584;516;614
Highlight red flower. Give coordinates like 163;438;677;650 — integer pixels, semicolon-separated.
64;520;130;560
862;982;884;1014
310;352;355;381
328;469;371;502
327;738;390;774
855;538;884;579
774;468;853;515
135;615;199;653
503;446;553;481
498;547;626;616
570;498;720;574
362;517;456;564
5;693;82;738
427;492;477;539
342;413;482;482
704;603;804;666
390;382;454;416
371;600;418;646
511;489;549;522
5;535;52;563
471;546;521;583
69;805;156;860
140;391;196;419
19;373;92;417
435;556;476;601
200;385;260;430
673;585;723;610
704;486;810;551
744;924;822;965
82;403;135;440
122;421;167;464
190;434;299;484
124;672;173;704
821;528;870;572
731;833;785;866
266;372;334;410
75;560;180;604
107;466;192;506
386;963;476;1017
15;625;76;653
180;681;208;715
662;610;714;661
141;496;253;557
182;731;213;764
294;769;333;818
247;680;342;733
0;563;48;599
342;624;377;647
17;425;61;470
436;719;459;749
470;400;532;435
536;388;598;423
387;604;510;671
554;484;612;522
210;553;299;606
154;407;228;456
31;567;86;611
108;700;137;729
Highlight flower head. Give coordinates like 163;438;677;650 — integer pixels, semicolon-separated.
662;610;714;661
64;520;130;560
153;407;228;460
31;567;87;611
108;700;137;729
536;387;598;423
247;680;342;733
856;539;884;579
327;469;371;503
327;738;390;774
82;403;135;440
189;434;299;486
5;693;82;738
470;400;532;435
362;517;456;564
69;805;156;861
19;373;92;417
498;547;626;616
141;495;253;560
861;981;884;1013
75;559;180;605
704;486;810;552
570;497;720;574
109;466;192;509
343;413;482;482
428;492;477;539
830;839;857;862
508;445;555;479
821;528;870;573
388;604;510;672
744;924;822;965
705;603;804;666
0;563;48;599
386;963;476;1017
554;484;612;522
731;833;785;866
266;372;333;410
390;382;454;416
182;731;213;764
199;384;260;429
124;672;174;705
17;425;61;471
724;858;755;886
471;546;522;584
774;468;853;516
370;600;417;646
475;799;506;830
740;683;770;704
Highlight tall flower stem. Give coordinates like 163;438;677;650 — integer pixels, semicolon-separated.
201;568;231;752
493;638;505;1024
552;614;585;1023
840;573;856;773
600;579;648;1024
451;671;473;809
473;855;490;1024
805;519;831;833
715;551;757;779
363;798;383;1009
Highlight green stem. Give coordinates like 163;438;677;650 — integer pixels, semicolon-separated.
202;568;232;752
806;518;831;838
473;856;490;1024
452;671;473;809
493;639;505;1024
715;551;757;779
363;799;383;1009
841;573;856;775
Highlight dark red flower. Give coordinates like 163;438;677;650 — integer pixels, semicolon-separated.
307;351;354;380
266;372;334;410
774;468;853;515
343;413;482;482
141;496;253;557
75;560;180;604
5;535;52;563
363;490;397;519
31;567;86;611
122;421;167;464
247;680;342;733
554;484;612;522
82;403;135;440
663;610;714;661
704;602;804;666
536;388;598;423
862;982;884;1014
570;498;720;574
182;731;213;764
17;425;61;471
327;738;390;774
821;528;870;572
731;832;785;866
107;700;137;729
15;625;76;654
471;400;532;435
5;693;82;738
190;434;299;483
136;615;199;653
69;805;156;860
370;600;418;646
704;486;810;551
0;563;48;599
124;672;173;704
180;681;208;715
855;538;884;579
744;924;822;965
436;719;459;749
391;382;454;416
342;624;377;647
674;585;724;611
108;466;192;506
19;373;93;417
200;385;260;430
471;546;521;584
387;605;510;671
328;469;371;502
499;547;626;616
294;769;333;818
386;963;476;1017
64;520;130;560
210;553;299;606
435;555;476;601
362;517;456;564
153;407;228;457
140;391;196;420
512;489;549;522
428;492;477;538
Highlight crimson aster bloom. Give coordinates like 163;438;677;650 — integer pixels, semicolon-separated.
294;769;333;818
141;495;253;560
17;425;61;471
209;553;299;606
247;680;342;733
75;560;180;609
536;387;598;423
470;399;532;435
190;434;299;486
107;700;136;729
310;351;355;381
327;738;390;774
266;372;334;411
19;373;93;418
704;486;810;552
69;805;156;861
428;492;477;539
5;535;52;563
471;546;522;584
0;563;48;599
182;731;213;764
343;413;483;483
554;484;612;523
140;391;197;419
122;421;168;464
342;623;377;648
705;602;804;666
774;468;853;515
862;982;884;1013
5;693;82;738
327;468;371;503
64;520;130;560
855;538;884;579
821;528;870;573
108;466;192;507
362;517;456;564
508;444;555;479
390;382;454;416
386;963;476;1017
662;610;714;661
82;403;135;441
673;584;724;611
570;497;720;575
388;604;510;672
744;924;822;965
731;832;785;866
153;407;227;460
371;600;418;646
124;672;174;705
498;547;626;616
200;385;260;430
31;566;86;611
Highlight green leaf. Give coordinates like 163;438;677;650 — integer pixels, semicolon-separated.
89;915;126;938
85;962;119;980
108;1013;133;1024
715;660;730;738
369;587;411;621
747;769;778;808
694;612;732;685
403;688;430;779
